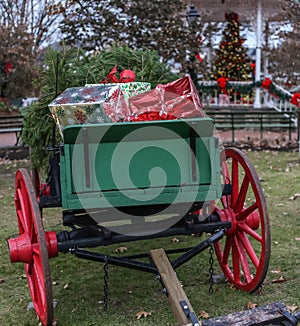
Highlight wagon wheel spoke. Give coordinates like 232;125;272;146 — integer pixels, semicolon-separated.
238;223;262;243
234;175;250;213
231;158;239;208
11;169;54;326
214;148;271;292
237;230;260;269
235;232;252;283
221;235;233;266
236;203;258;221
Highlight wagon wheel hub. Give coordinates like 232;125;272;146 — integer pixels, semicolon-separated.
215;207;237;235
8;231;58;264
215;206;260;235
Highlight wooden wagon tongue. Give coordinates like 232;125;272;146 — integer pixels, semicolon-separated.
150;247;299;326
151;248;200;326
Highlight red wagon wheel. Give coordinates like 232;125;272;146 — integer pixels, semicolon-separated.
213;148;271;292
8;168;57;326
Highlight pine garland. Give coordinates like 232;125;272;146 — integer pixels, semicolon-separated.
198;78;300;106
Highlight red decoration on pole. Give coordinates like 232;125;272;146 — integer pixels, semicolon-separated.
216;77;228;94
101;66;136;83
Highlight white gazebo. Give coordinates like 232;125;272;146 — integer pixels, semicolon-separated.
187;0;289;108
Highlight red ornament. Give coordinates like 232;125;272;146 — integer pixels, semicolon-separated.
5;62;13;75
195;53;203;63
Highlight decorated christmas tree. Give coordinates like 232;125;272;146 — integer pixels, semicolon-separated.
213;12;252;81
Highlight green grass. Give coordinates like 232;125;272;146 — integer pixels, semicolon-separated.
0;150;300;326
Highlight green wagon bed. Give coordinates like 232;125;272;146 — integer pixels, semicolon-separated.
60;117;222;212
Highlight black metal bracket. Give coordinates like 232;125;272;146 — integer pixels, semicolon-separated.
180;300;200;326
189;127;197;181
172;229;225;269
279;308;300;326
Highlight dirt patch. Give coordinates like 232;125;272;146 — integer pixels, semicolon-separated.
218;129;299;151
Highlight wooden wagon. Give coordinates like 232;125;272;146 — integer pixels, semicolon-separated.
8;81;288;325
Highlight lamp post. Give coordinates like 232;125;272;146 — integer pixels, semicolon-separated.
186;6;200;86
254;0;262;108
186;5;200;25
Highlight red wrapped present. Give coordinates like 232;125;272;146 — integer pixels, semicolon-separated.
129;75;204;121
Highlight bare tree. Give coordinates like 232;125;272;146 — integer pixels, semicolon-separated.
0;0;63;100
59;0;206;77
267;0;300;87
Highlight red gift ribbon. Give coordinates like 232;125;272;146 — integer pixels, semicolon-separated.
130;111;176;122
102;66;136;83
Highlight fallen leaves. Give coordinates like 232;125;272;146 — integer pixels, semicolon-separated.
287;304;298;313
247;302;258;309
270;267;281;274
114;246;127;253
198;310;209;319
135;311;151;320
289;193;300;201
271;276;288;284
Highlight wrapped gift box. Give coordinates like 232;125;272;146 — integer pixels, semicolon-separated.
129;76;204;120
49;84;130;137
86;82;151;102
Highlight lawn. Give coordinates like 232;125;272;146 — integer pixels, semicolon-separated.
0;149;299;326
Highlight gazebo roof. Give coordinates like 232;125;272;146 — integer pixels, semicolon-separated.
188;0;287;22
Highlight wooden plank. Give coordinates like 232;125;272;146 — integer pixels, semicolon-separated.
202;302;289;326
150;248;197;326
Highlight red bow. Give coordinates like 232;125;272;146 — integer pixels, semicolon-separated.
102;66;136;83
261;77;272;90
290;93;300;107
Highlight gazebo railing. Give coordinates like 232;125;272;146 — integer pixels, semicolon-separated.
198;80;298;125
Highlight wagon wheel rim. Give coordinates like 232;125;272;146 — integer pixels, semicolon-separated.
213;148;271;292
15;168;53;326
